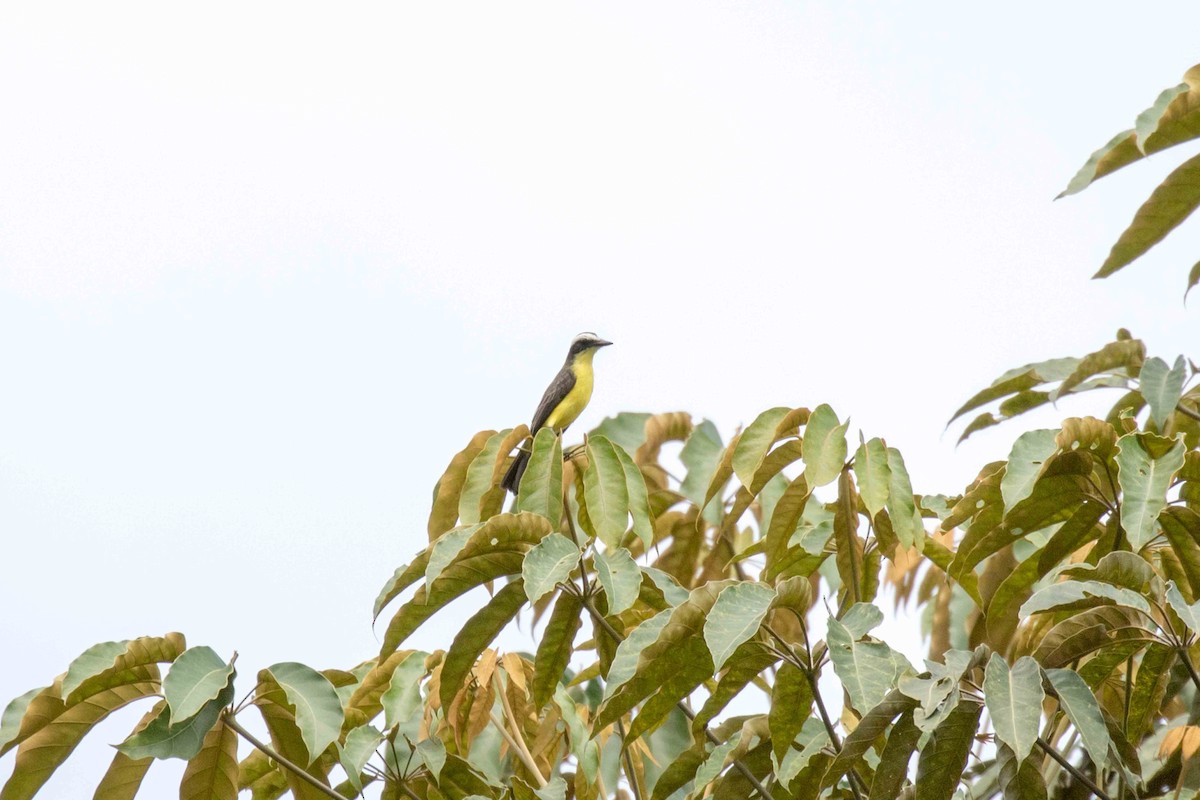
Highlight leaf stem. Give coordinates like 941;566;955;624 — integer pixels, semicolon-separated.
221;711;346;800
1036;737;1114;800
492;672;548;787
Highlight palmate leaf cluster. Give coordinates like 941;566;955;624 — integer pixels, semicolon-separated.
7;63;1200;800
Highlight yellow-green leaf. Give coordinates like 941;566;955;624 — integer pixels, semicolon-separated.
802;404;847;488
515;427;564;523
731;407;792;488
583;435;630;549
92;702;163;800
702;583;775;671
1097;151;1200;277
180;719;239;800
438;579;528;709
429;430;496;540
0;675;160;800
1115;431;1186;550
521;533;580;605
260;663;343;765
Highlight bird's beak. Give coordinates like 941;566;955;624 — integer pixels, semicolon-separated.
596;339;613;348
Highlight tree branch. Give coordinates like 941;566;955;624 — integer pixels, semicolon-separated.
492;672;548;787
1037;737;1113;800
222;711;346;800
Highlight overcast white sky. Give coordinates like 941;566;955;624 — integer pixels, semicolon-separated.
3;2;1200;796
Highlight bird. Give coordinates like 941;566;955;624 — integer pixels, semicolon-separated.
502;332;613;493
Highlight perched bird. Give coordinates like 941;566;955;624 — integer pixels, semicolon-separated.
502;332;613;493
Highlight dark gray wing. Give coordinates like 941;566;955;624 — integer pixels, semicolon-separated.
529;364;577;432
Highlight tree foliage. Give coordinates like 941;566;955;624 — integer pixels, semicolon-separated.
5;62;1200;800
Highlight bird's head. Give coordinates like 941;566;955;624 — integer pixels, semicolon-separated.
567;332;613;358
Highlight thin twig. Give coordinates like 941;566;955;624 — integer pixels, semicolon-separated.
780;623;868;800
1178;646;1200;694
1037;737;1114;800
492;672;548;787
616;718;645;800
222;711;346;800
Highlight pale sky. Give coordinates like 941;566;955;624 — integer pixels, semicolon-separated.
3;3;1199;796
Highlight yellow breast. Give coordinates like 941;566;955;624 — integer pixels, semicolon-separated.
545;349;596;432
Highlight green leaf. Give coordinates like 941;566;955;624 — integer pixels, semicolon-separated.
416;736;447;780
1019;579;1152;617
532;592;583;709
826;604;912;714
381;513;551;656
1044;668;1110;770
164;647;236;724
824;690;917;788
1140;355;1188;430
380;652;427;729
602;608;673;699
521;533;580;605
868;710;921;800
1033;606;1158;668
983;655;1043;762
62;641;130;702
1126;643;1175;739
439;579;528;709
429;430;495;540
583;435;631;549
885;447;923;551
1162;507;1200;598
179;720;238;800
854;438;891;518
914;701;982;800
612;444;654;548
702;583;776;671
802;404;848;488
679;420;724;517
1166;580;1200;632
693;730;741;790
338;725;382;793
774;719;829;788
426;524;483;590
554;685;599;783
995;742;1047;800
642;566;690;607
694;645;780;734
458;429;512;525
834;468;865;602
118;681;234;762
1187;260;1200;301
594;547;641;615
535;776;567;800
732;407;792;488
261;663;343;764
516;427;563;522
597;582;731;732
1097;151;1200;278
1000;430;1058;513
1062;551;1155;594
652;742;706;800
897;650;974;734
1115;431;1186;549
0;690;40;755
1;674;161;800
93;702;161;800
591;412;651;452
1058;339;1145;397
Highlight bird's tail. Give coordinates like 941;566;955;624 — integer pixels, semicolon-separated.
501;447;531;494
